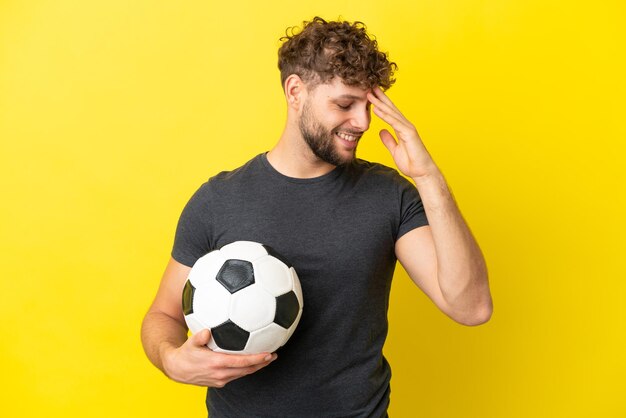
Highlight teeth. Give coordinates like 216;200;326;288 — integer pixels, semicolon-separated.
336;132;359;142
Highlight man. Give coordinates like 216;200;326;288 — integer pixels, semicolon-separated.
141;16;493;417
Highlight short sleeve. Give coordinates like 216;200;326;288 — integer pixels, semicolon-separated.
171;182;213;267
396;176;429;241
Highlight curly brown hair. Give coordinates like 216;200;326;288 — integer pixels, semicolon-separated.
278;17;397;91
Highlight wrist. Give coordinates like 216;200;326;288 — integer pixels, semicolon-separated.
411;165;443;188
412;170;458;215
159;341;179;377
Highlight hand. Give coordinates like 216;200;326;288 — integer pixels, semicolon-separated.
367;87;437;180
161;329;277;388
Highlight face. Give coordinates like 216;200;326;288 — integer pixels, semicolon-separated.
298;78;372;166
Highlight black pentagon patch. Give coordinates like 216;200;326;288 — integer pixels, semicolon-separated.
182;280;195;315
262;244;292;268
274;291;300;329
216;259;255;293
211;320;250;351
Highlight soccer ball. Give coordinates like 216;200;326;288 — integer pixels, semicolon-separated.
182;241;304;354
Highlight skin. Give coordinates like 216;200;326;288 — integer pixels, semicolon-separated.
298;87;368;166
366;85;493;325
141;259;277;388
270;75;492;324
141;73;493;388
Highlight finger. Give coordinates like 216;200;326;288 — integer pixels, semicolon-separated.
370;100;418;144
368;93;408;126
232;358;276;378
215;352;278;369
190;329;212;347
371;86;406;118
371;102;409;132
371;86;398;110
379;129;398;154
216;358;277;386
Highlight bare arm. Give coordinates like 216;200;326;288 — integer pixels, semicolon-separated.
141;257;191;372
368;87;493;326
141;257;277;387
395;176;492;325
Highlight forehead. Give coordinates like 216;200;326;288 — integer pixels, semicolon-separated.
311;78;372;100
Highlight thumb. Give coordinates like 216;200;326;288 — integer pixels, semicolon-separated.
190;328;212;347
379;129;397;154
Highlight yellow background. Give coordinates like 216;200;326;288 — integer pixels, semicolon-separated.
1;0;624;417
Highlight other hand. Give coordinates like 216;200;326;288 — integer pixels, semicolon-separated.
162;329;277;388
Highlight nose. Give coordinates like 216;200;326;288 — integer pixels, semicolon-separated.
350;105;371;132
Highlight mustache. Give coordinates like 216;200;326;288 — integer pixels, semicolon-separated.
334;128;365;135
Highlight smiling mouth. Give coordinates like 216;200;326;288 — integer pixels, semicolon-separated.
335;131;361;142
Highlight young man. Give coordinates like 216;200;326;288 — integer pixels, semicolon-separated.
141;17;493;417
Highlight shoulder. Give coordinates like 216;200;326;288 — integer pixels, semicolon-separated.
210;153;264;182
183;154;264;205
348;159;422;210
197;153;265;191
349;158;414;188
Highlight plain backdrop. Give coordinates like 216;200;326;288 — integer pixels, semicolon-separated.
1;1;624;417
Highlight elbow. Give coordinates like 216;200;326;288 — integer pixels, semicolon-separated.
456;300;493;326
453;273;493;326
459;307;492;326
440;270;493;326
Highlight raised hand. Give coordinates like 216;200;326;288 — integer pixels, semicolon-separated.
367;87;437;180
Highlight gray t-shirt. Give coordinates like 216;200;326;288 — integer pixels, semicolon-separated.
172;153;428;418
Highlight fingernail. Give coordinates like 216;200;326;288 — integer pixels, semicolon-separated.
264;354;272;361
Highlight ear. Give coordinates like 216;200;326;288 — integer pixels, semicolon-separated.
284;74;306;110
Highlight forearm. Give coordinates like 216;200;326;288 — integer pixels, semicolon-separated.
141;310;188;374
366;86;492;323
413;168;492;323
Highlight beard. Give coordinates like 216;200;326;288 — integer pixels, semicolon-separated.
299;100;356;166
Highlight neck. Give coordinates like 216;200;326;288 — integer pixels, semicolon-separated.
267;122;337;179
